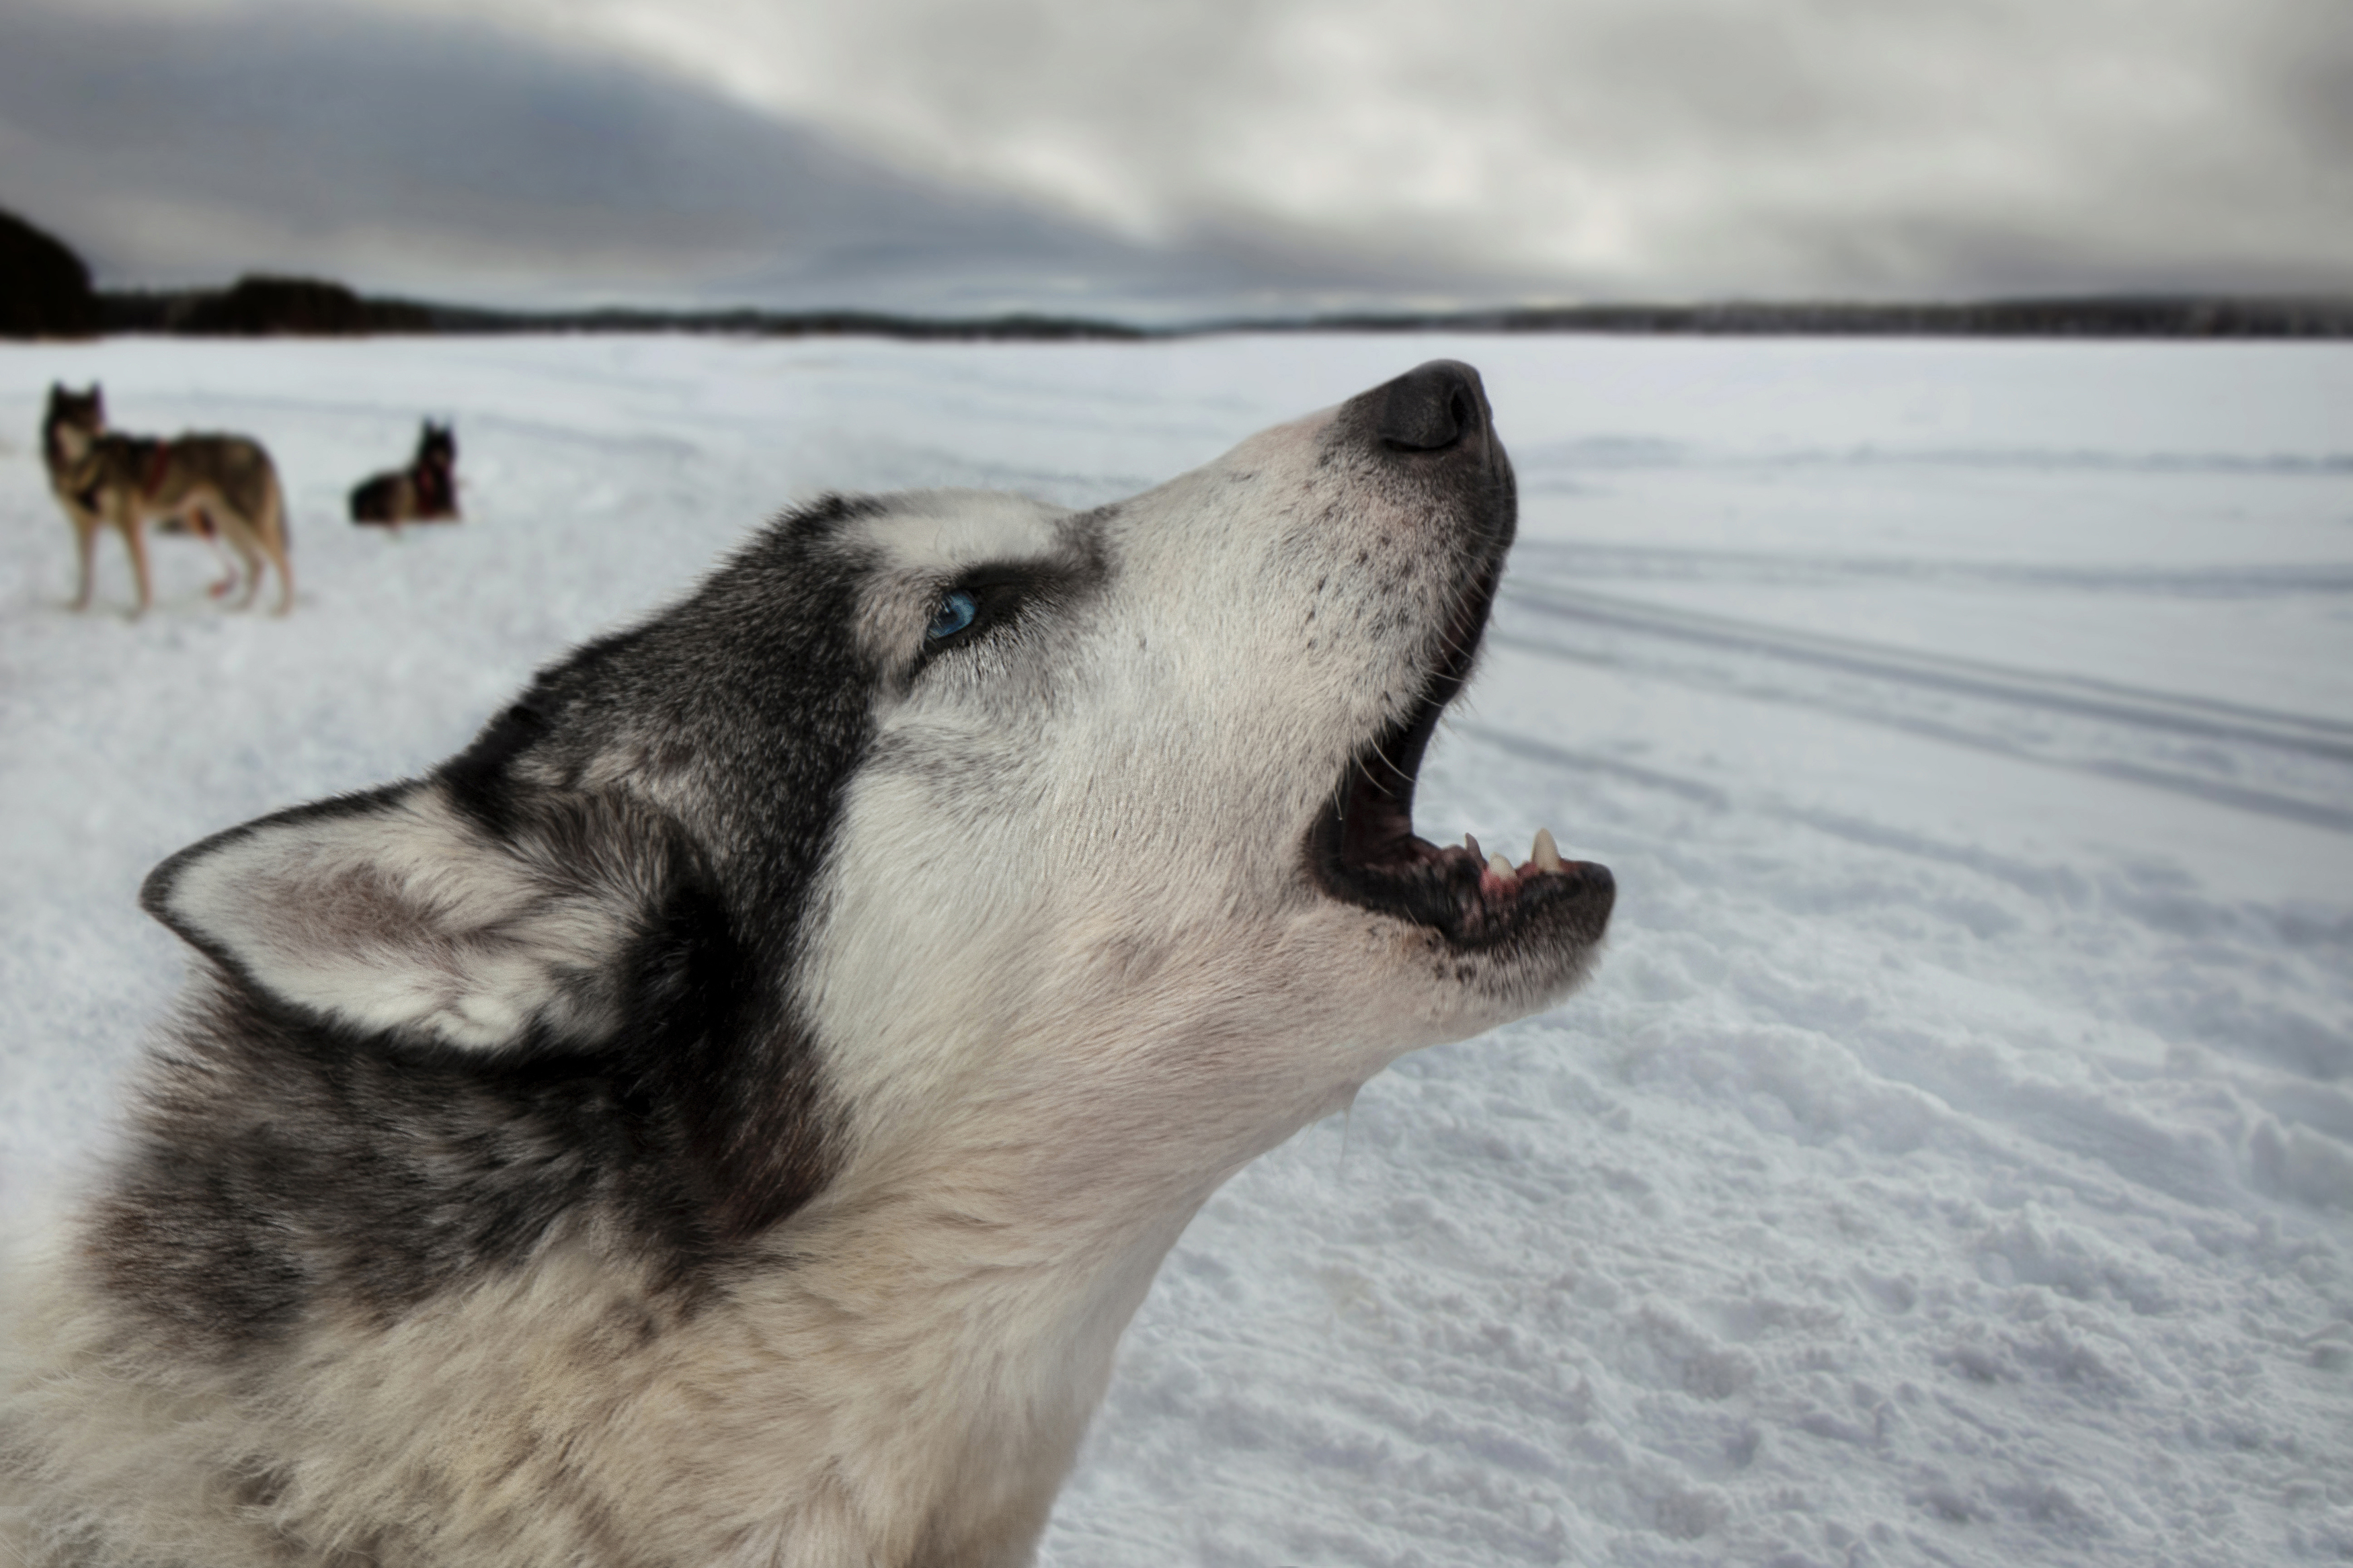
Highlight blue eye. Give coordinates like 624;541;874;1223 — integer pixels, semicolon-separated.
926;589;979;641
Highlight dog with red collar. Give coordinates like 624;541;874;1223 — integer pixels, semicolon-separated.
40;382;294;616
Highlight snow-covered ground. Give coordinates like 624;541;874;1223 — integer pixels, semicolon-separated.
3;333;2350;1565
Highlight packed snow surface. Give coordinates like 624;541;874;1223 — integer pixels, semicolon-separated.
4;334;2350;1566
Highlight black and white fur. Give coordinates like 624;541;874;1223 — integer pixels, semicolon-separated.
0;362;1614;1568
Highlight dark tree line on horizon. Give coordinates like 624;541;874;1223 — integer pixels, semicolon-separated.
7;206;2350;342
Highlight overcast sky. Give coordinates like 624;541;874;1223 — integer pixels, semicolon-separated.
5;0;2347;317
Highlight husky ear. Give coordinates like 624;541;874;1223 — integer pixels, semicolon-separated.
142;782;678;1051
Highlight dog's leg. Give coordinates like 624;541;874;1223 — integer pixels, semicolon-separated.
263;477;294;614
70;516;97;610
227;532;263;610
208;501;265;612
188;506;242;600
122;515;154;618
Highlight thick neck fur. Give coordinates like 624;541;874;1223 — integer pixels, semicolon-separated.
730;1148;1209;1565
39;966;1294;1568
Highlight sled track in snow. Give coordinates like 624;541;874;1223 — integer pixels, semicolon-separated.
1495;580;2353;833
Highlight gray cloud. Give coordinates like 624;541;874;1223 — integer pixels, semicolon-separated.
0;1;1455;316
5;0;2348;313
465;0;2352;296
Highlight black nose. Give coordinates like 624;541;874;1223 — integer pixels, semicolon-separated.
1376;360;1487;453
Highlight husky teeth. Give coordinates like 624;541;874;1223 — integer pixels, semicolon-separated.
1486;852;1516;882
1533;827;1562;872
1463;831;1482;860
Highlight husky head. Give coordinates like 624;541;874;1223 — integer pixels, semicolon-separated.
42;382;104;468
141;360;1611;1269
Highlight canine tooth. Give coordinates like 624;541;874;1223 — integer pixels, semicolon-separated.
1533;827;1562;872
1463;832;1482;860
1486;852;1516;882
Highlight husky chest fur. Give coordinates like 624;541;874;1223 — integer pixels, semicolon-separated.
1;361;1614;1568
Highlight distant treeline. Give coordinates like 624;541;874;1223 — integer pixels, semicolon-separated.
8;207;2351;341
91;277;1156;341
1287;297;2353;339
83;280;2353;341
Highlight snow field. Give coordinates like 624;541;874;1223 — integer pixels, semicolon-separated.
2;333;2349;1565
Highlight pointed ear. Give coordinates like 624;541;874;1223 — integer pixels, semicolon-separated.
142;783;685;1050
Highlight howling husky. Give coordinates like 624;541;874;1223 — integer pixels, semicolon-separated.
0;362;1613;1567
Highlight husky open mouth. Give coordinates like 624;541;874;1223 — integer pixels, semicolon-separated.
1308;562;1615;949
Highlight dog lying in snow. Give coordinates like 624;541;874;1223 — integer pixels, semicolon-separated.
350;419;461;529
0;361;1613;1568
